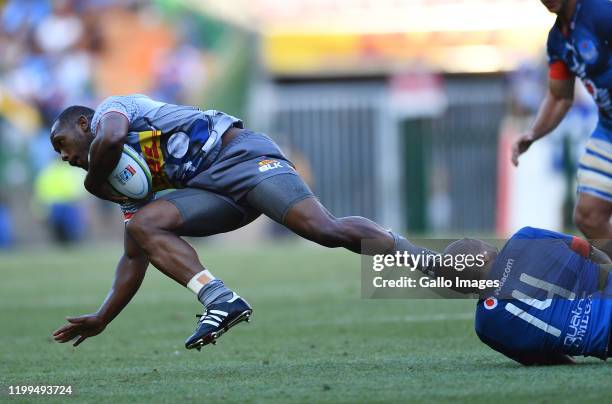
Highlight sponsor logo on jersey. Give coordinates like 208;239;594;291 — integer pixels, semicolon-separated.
493;258;514;297
258;159;283;173
562;42;612;117
115;164;136;185
578;39;598;64
484;297;498;310
138;130;173;191
563;297;592;349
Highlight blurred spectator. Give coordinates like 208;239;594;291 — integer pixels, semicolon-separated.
508;60;547;116
0;0;216;245
33;159;87;245
0;193;14;249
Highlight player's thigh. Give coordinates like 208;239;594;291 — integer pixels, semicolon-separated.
575;192;612;224
576;136;612;206
244;172;334;234
154;188;259;237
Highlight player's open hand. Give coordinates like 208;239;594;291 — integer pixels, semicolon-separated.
52;314;107;347
511;133;535;166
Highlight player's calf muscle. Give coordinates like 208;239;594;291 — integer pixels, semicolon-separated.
292;214;391;253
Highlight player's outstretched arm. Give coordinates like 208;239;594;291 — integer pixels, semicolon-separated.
52;229;149;346
84;112;129;202
512;76;575;166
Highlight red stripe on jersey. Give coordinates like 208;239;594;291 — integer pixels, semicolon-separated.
124;212;134;222
570;236;590;258
549;60;572;80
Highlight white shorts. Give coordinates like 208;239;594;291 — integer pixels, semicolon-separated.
577;134;612;202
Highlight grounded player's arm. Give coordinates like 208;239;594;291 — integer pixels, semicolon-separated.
52;229;149;346
512;76;575;166
84;112;129;201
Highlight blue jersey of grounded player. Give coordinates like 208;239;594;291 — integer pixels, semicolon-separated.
475;227;612;365
547;0;612;128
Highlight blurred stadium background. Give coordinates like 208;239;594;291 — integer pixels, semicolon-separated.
0;0;597;249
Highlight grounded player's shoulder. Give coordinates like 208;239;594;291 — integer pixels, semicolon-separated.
511;226;572;241
512;226;548;238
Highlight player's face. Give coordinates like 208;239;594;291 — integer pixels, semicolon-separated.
50;119;91;171
540;0;565;13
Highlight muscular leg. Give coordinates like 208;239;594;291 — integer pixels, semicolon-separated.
574;193;612;257
245;173;401;255
126;189;258;293
126;200;206;285
125;189;258;349
283;197;394;254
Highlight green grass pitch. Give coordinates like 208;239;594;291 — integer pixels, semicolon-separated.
1;242;612;403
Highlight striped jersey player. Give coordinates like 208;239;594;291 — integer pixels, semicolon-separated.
513;0;612;259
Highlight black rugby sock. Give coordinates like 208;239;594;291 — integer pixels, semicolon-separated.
389;232;438;276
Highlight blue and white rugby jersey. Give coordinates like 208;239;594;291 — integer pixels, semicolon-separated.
475;227;612;364
546;0;612;128
546;1;612;201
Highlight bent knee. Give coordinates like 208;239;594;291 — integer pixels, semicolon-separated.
126;201;181;239
126;210;168;241
125;214;155;242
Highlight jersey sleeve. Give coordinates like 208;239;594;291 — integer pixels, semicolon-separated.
549;60;572;80
569;236;591;258
513;227;590;258
546;27;572;80
91;96;141;136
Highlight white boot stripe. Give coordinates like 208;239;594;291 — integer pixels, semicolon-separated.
209;309;228;316
202;320;219;327
209;314;223;322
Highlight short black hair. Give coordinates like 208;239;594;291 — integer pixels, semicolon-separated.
51;105;95;138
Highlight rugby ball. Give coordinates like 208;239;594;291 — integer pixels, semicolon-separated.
107;145;152;200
